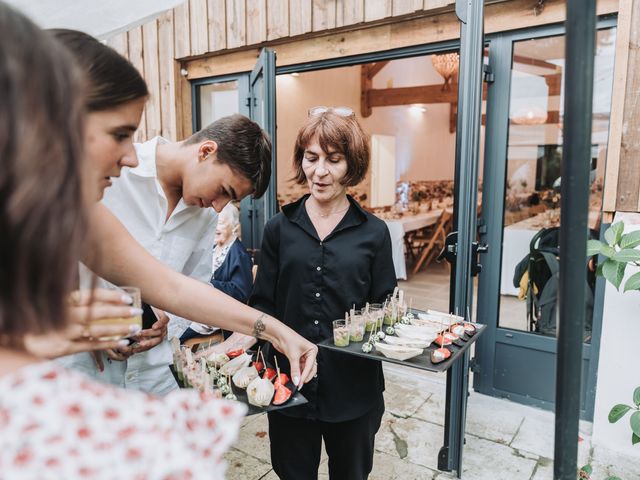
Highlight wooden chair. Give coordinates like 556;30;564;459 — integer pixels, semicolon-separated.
412;210;453;274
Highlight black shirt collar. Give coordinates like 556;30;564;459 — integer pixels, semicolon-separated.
282;194;368;241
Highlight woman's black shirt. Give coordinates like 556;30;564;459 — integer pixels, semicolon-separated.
250;194;397;422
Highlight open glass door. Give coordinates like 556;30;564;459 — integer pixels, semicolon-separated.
241;48;277;252
474;22;617;417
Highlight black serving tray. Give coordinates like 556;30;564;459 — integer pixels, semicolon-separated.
169;365;308;416
318;315;485;373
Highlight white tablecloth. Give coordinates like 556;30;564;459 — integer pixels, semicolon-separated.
383;211;443;280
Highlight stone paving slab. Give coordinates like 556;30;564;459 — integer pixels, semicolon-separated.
224;365;638;480
224;448;272;480
438;435;539;480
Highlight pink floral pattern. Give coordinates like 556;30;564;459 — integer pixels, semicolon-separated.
0;363;246;479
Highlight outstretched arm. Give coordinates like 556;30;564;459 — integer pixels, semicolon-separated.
84;205;317;386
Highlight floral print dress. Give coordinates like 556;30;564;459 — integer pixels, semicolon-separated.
0;362;246;479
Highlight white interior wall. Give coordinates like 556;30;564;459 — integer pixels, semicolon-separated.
275;56;475;198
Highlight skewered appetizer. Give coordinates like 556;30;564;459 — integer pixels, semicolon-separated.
430;347;452;364
374;342;423;361
219;352;252;376
232;365;259;389
247;377;275;407
434;335;453;347
206;352;230;367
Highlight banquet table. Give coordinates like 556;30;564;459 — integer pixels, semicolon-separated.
500;210;600;295
383;210;444;280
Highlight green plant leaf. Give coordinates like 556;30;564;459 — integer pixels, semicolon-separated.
630;411;640;437
586;240;603;257
580;464;593;474
624;271;640;292
634;386;640;407
608;403;632;423
600;245;616;259
612;248;640;263
621;230;640;249
596;262;604;277
605;222;624;246
602;259;627;290
633;432;640;445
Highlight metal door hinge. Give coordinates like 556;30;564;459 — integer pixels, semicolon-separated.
483;64;494;83
245;97;252;107
469;357;480;373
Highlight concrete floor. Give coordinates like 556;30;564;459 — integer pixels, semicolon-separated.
223;262;637;479
224;364;639;479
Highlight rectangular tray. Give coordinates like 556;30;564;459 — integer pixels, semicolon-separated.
169;365;308;416
318;317;485;373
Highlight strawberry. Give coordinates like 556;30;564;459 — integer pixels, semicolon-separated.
226;348;244;359
272;385;292;406
274;373;290;388
262;368;277;381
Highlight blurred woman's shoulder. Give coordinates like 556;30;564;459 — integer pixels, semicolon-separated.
0;362;245;479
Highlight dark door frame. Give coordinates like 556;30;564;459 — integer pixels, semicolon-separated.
474;16;617;421
190;15;617;420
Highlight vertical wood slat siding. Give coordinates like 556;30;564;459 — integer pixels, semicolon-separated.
105;32;129;58
247;0;267;44
267;0;290;40
190;0;210;55
173;1;191;59
289;0;313;35
603;0;632;212
208;0;227;52
392;0;424;16
127;26;147;142
142;20;162;139
617;0;640;211
364;0;392;21
336;0;364;27
226;0;247;49
313;0;337;31
158;11;177;141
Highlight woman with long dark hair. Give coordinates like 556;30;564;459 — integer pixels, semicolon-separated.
0;3;245;477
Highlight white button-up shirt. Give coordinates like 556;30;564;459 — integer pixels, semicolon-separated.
58;137;217;396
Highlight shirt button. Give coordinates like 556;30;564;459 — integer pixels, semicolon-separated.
314;374;318;378
315;292;320;298
316;266;321;271
319;241;323;246
314;320;319;325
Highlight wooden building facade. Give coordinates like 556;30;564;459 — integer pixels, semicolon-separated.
105;0;638;213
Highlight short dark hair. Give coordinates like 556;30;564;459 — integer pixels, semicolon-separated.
50;29;148;112
292;112;369;187
0;5;88;339
185;114;272;198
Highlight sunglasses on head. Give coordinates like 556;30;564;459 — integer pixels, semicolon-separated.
308;106;355;118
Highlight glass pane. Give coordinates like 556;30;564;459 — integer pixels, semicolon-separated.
198;80;240;126
498;28;616;342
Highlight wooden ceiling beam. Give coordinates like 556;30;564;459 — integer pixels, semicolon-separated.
367;60;390;79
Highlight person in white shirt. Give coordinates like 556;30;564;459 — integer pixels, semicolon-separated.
59;114;272;396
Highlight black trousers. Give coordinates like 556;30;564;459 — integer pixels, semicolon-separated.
267;397;385;480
